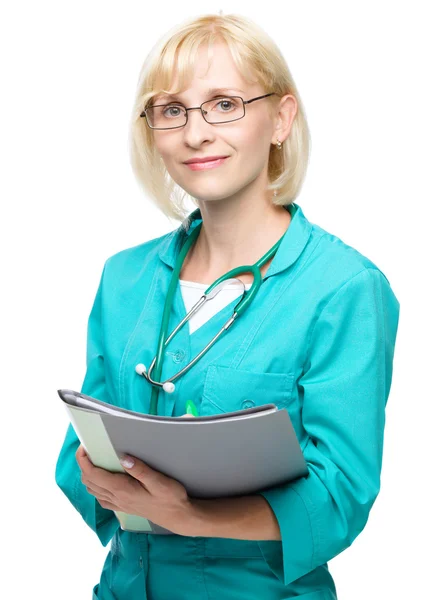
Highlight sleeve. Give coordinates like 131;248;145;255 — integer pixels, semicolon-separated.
256;267;400;586
55;260;120;546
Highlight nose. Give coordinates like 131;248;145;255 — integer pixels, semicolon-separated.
182;107;214;143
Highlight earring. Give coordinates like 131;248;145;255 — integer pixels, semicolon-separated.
273;138;282;197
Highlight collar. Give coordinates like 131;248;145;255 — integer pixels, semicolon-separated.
158;202;312;279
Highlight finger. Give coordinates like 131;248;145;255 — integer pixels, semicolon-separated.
76;444;93;469
77;448;128;492
75;444;87;463
84;480;115;500
97;498;120;511
80;465;117;496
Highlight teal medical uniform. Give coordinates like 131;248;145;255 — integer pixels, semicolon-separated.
55;202;400;599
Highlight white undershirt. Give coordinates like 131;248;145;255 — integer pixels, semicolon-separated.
179;279;252;334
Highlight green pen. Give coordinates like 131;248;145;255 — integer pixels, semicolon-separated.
185;400;198;417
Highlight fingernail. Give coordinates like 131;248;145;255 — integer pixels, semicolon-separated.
120;456;134;468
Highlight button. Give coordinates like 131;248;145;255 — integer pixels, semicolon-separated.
166;350;186;363
174;350;186;363
241;399;255;409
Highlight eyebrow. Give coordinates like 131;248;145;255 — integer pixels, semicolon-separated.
154;87;245;103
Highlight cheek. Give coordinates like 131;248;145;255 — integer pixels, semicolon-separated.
153;137;172;162
152;130;176;159
239;129;272;171
229;124;265;151
237;117;273;157
155;142;180;177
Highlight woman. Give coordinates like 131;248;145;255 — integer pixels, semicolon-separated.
55;12;400;600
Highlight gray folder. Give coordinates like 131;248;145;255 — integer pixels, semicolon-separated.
58;388;308;535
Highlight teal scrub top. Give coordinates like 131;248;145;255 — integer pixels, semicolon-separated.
55;202;400;597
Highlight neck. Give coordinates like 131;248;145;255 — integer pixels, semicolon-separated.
181;197;292;284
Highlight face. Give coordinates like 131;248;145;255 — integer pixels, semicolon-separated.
151;42;287;207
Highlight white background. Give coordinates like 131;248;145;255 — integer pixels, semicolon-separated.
1;1;436;598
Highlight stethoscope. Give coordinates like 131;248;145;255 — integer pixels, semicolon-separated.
135;219;287;416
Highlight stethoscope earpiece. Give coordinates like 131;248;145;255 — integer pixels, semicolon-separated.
135;363;175;393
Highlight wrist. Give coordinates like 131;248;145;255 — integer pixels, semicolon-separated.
175;498;208;537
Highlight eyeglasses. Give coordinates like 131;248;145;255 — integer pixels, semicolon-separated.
139;93;277;130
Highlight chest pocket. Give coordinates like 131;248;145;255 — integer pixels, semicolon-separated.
200;365;295;416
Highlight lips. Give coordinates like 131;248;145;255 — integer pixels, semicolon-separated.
184;156;229;164
184;157;229;171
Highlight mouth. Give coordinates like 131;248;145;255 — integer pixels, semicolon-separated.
184;157;230;171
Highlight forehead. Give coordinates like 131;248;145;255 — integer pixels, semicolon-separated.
153;42;257;103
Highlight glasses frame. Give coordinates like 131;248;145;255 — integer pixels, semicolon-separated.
139;93;277;130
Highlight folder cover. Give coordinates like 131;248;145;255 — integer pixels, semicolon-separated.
58;388;308;535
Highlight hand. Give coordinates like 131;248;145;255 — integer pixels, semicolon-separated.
75;443;195;534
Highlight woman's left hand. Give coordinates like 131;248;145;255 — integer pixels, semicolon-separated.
76;414;196;534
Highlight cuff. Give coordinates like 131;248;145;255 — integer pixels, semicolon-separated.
256;478;319;586
74;472;119;546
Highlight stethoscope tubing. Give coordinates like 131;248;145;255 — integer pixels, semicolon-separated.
146;294;236;386
140;220;286;415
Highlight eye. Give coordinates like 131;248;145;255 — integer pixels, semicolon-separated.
213;98;238;112
162;104;184;118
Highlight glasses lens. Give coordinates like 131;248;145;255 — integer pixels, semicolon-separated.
202;97;244;124
146;104;187;129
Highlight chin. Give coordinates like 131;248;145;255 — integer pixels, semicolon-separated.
186;187;235;203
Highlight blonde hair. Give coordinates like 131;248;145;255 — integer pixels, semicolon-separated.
128;12;311;224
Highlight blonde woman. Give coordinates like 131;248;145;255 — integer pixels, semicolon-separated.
55;12;400;600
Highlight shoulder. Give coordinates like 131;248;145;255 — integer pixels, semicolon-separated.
297;218;400;348
291;210;400;321
100;228;177;279
303;216;394;290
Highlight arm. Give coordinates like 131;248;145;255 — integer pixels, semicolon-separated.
55;261;119;546
186;494;281;540
185;268;400;587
